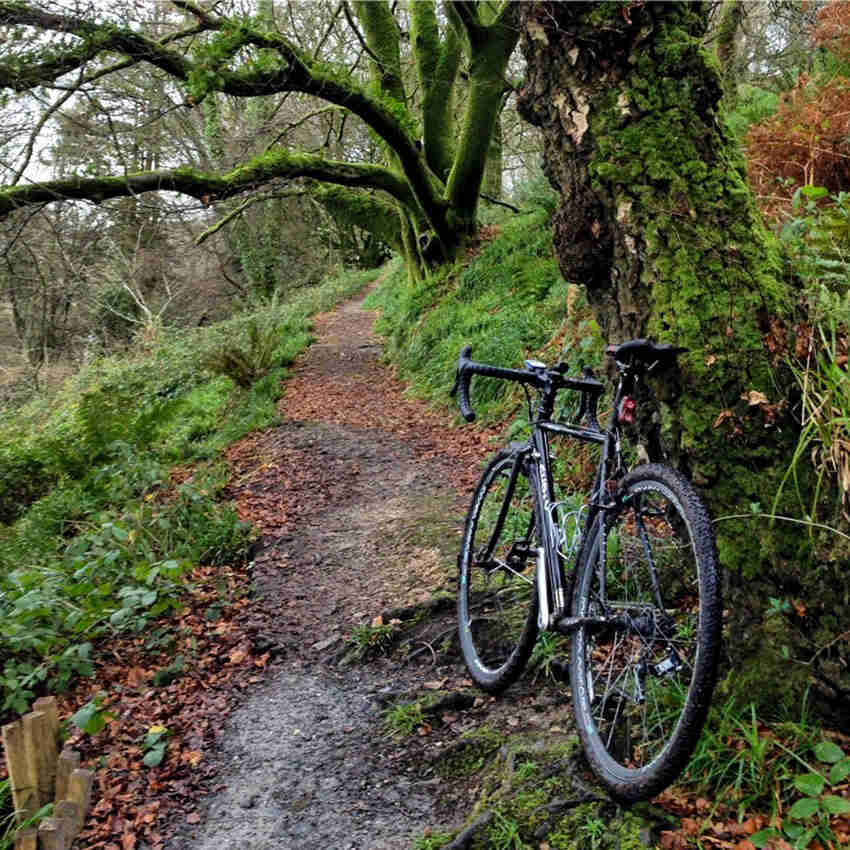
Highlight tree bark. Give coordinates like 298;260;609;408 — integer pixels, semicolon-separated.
518;1;850;722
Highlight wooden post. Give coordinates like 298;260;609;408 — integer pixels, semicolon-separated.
33;699;60;813
2;697;94;847
36;818;66;850
54;750;80;804
66;770;93;836
12;827;36;850
31;698;58;744
21;711;53;807
53;801;79;844
2;720;37;821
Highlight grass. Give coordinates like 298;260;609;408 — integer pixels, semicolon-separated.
774;190;850;530
365;206;604;424
383;700;426;737
411;831;453;850
0;266;380;718
776;284;850;527
349;621;396;659
678;696;821;815
0;778;52;850
671;696;850;848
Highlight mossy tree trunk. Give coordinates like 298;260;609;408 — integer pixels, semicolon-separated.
518;1;850;723
0;1;518;282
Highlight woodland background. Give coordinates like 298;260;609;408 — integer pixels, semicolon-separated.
0;1;849;848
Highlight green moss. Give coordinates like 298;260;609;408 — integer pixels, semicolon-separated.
547;805;649;850
716;609;811;718
434;726;504;779
581;3;799;583
437;732;655;850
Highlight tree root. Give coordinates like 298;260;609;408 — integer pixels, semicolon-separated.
443;811;494;850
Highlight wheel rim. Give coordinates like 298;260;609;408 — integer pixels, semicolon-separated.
462;459;537;676
575;481;702;773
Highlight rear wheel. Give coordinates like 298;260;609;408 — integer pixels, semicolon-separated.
569;464;721;802
458;448;540;693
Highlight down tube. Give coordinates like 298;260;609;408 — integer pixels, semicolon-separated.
531;428;567;618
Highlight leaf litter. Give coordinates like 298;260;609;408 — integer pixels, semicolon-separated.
13;290;848;848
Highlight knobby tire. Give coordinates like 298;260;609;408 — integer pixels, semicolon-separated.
457;448;540;693
569;463;721;802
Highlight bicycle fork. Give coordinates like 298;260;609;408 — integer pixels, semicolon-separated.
531;442;569;631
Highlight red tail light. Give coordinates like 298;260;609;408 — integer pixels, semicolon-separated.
618;396;636;424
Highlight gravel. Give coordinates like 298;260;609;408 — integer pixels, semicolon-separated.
167;668;439;849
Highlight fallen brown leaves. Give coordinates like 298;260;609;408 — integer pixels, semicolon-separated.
653;786;850;850
25;295;512;849
653;789;773;850
280;306;507;496
53;561;279;850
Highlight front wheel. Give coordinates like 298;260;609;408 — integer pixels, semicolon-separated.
458;448;540;693
569;464;721;802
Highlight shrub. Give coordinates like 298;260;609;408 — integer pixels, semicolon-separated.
747;77;850;219
0;450;51;524
204;315;295;388
0;264;380;715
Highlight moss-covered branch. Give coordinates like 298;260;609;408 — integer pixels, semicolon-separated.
351;0;406;104
445;2;519;226
450;1;483;44
410;2;462;181
308;183;403;252
0;1;522;263
0;1;450;242
0;1;201;90
0;150;415;219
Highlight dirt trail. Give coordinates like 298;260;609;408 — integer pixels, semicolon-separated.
165;291;502;849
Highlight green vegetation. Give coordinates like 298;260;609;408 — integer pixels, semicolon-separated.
682;699;819;813
383;700;426;737
528;631;569;684
0;266;379;717
427;733;647;850
141;725;169;768
774;189;850;529
725;83;779;141
675;696;850;846
411;831;453;850
0;779;50;850
365;200;604;424
349;620;397;659
434;726;504;779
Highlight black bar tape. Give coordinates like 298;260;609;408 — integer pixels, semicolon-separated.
457;346;476;422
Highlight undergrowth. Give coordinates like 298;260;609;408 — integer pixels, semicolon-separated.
365;204;604;424
0;266;379;718
674;696;850;848
776;188;850;527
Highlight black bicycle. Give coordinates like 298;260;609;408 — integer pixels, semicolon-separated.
451;339;721;803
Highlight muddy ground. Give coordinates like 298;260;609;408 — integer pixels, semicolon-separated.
162;292;660;850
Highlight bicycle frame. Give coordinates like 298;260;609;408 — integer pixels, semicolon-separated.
453;340;720;801
519;361;638;630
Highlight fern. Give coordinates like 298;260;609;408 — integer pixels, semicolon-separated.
204;316;287;388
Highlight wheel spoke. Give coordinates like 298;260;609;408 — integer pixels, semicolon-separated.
458;452;540;692
570;466;720;800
